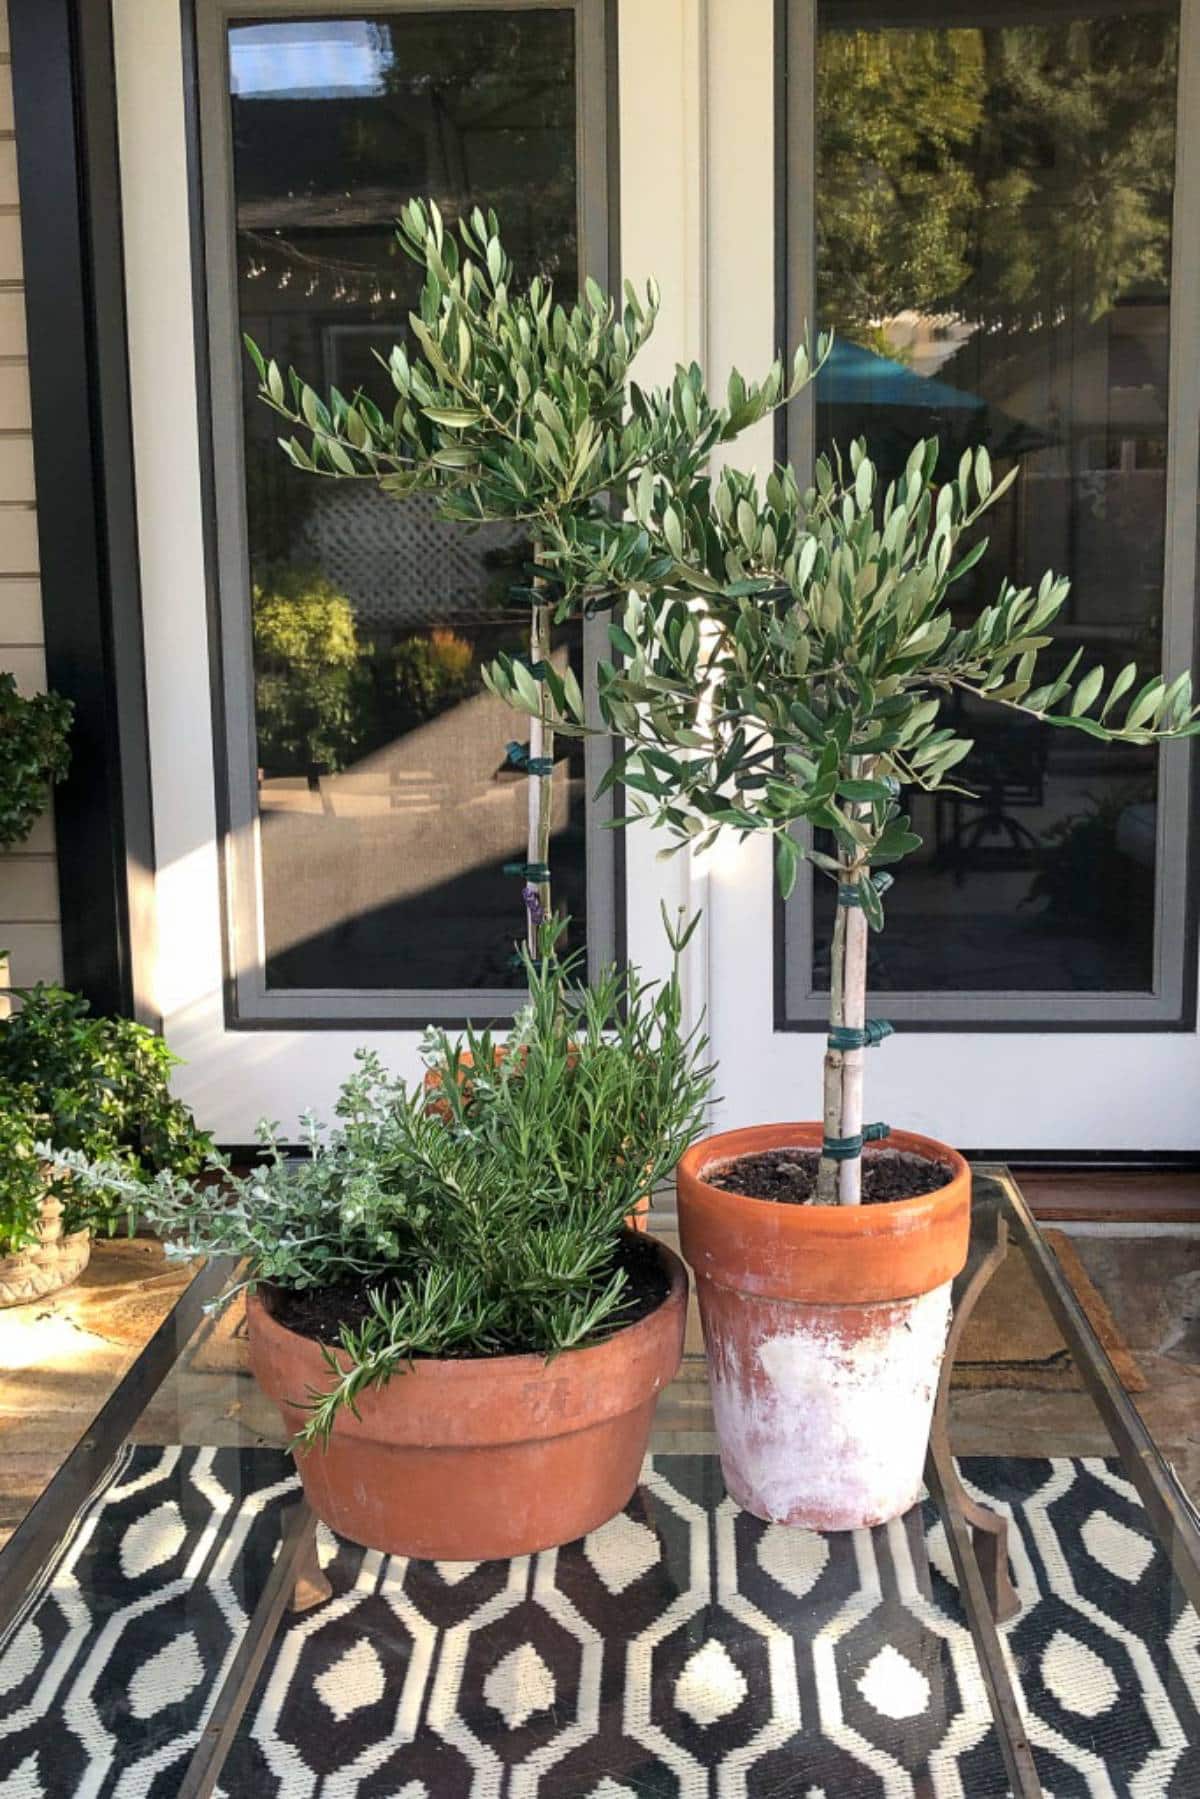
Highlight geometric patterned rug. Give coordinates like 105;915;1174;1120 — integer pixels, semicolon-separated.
0;1447;1196;1797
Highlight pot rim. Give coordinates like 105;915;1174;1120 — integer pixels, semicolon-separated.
676;1123;971;1303
679;1121;968;1229
249;1228;687;1383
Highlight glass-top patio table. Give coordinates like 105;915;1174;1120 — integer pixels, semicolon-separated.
1;1168;1197;1798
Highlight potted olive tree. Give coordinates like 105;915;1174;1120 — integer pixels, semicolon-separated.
216;202;819;1559
489;440;1200;1529
56;930;713;1558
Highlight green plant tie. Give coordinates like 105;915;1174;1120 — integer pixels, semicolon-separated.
505;742;554;776
837;872;894;907
823;1122;891;1160
827;1019;894;1051
504;861;551;883
508;574;562;607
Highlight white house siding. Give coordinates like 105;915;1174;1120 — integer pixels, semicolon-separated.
0;0;62;992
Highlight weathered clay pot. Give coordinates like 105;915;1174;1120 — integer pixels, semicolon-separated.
0;1193;91;1307
677;1123;970;1531
247;1233;687;1559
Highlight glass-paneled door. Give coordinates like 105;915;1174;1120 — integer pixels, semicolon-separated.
114;0;619;1137
211;6;616;1021
703;0;1200;1151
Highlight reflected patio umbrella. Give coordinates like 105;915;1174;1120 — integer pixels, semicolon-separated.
815;338;1054;465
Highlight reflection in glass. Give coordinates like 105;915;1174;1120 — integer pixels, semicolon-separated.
229;10;586;991
811;3;1177;993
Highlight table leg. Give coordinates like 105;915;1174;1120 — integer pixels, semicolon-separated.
290;1512;331;1613
927;1444;1041;1797
929;1215;1021;1624
177;1499;325;1799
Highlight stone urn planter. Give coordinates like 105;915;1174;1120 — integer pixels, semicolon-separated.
0;1192;91;1307
677;1123;970;1531
248;1232;688;1559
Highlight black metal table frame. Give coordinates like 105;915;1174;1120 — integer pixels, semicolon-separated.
2;1167;1198;1799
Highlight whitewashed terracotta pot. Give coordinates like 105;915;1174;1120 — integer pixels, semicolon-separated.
677;1122;970;1530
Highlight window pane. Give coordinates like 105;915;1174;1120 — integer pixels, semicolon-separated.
811;2;1178;994
229;10;588;992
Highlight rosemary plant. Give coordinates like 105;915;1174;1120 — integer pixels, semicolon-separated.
51;919;713;1443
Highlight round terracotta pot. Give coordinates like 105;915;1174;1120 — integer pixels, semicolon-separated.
247;1234;687;1560
677;1123;970;1531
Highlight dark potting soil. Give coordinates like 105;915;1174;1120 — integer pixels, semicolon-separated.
706;1147;953;1206
264;1229;669;1353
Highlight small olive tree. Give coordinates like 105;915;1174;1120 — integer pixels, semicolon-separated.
247;201;817;950
488;442;1200;1203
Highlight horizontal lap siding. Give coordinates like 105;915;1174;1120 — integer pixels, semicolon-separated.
0;1;62;993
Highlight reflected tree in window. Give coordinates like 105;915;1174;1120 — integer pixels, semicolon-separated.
810;3;1181;998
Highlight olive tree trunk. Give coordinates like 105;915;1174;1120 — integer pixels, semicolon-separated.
817;846;868;1206
525;591;554;952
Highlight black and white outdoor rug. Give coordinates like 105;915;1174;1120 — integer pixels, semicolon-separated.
0;1448;1196;1797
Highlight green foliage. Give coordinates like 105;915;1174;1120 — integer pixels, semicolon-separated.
0;1088;49;1257
247;197;824;953
392;628;475;723
253;568;370;775
0;986;211;1246
53;920;713;1442
0;673;72;848
241;197;1197;1199
245;199;821;613
486;437;1200;919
